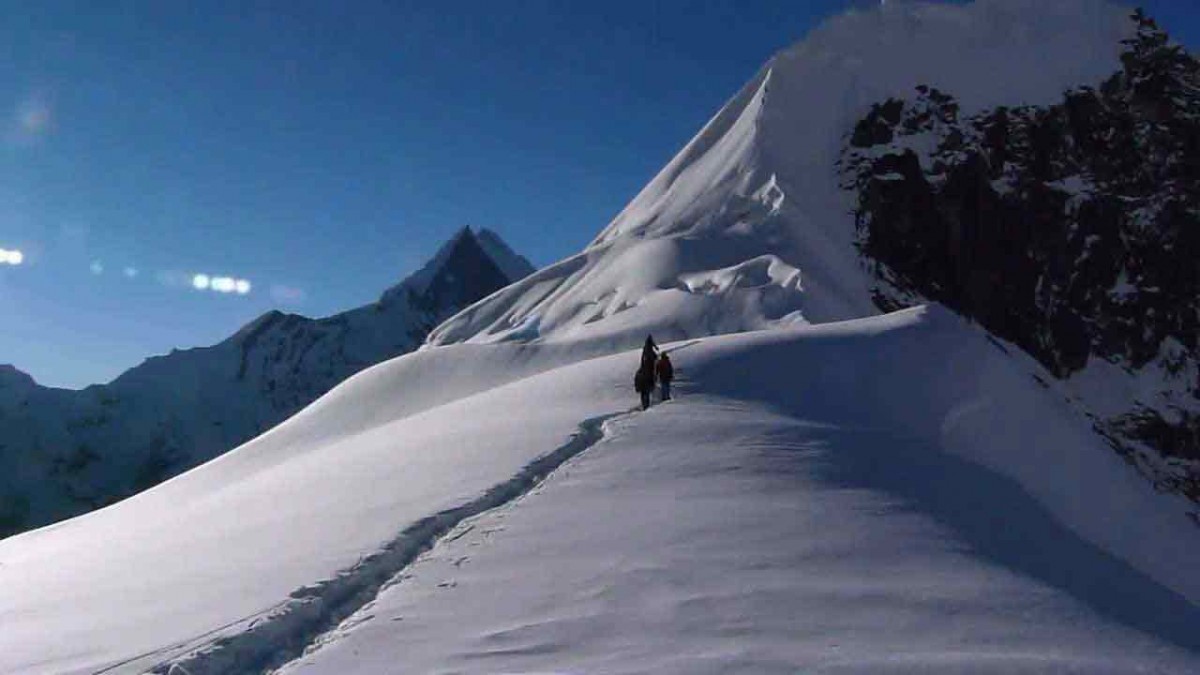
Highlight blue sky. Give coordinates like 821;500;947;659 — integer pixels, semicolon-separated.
0;1;1195;389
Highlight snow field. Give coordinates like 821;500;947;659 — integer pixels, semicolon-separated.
0;344;631;674
2;305;1197;673
277;307;1200;674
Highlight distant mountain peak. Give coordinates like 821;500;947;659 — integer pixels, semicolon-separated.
0;225;536;537
395;227;478;298
383;227;533;306
474;228;536;285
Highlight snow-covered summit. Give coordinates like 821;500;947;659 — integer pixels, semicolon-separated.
429;2;1200;502
0;227;532;538
389;226;532;301
429;0;1129;351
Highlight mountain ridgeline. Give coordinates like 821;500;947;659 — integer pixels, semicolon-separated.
841;11;1199;499
0;228;533;537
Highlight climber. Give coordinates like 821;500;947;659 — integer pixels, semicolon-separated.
641;334;658;373
635;363;655;411
656;352;674;402
634;335;660;410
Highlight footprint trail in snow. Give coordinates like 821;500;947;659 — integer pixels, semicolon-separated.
153;411;631;675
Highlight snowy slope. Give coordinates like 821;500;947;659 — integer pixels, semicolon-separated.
2;308;1198;674
0;227;533;538
283;327;1200;674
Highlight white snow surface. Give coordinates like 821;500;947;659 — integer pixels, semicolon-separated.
428;0;1129;353
2;307;1198;673
283;334;1200;675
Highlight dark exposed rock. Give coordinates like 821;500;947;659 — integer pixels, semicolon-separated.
841;10;1200;499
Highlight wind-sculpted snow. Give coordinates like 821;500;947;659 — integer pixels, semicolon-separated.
429;234;816;352
429;0;1128;353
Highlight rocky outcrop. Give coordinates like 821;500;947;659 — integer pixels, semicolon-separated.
841;11;1200;500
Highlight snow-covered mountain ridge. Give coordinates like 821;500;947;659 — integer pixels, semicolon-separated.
430;0;1130;354
841;10;1200;501
428;3;1199;505
0;227;532;538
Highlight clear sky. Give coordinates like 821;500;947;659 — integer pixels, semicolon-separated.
0;1;1195;389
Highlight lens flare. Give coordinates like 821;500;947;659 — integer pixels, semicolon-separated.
14;95;51;140
190;272;252;297
8;91;53;146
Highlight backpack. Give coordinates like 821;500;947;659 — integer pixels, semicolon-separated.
634;367;654;393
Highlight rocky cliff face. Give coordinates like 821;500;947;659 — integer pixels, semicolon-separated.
0;228;533;537
841;11;1199;500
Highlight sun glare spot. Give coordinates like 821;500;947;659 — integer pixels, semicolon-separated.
0;248;23;265
190;273;251;297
